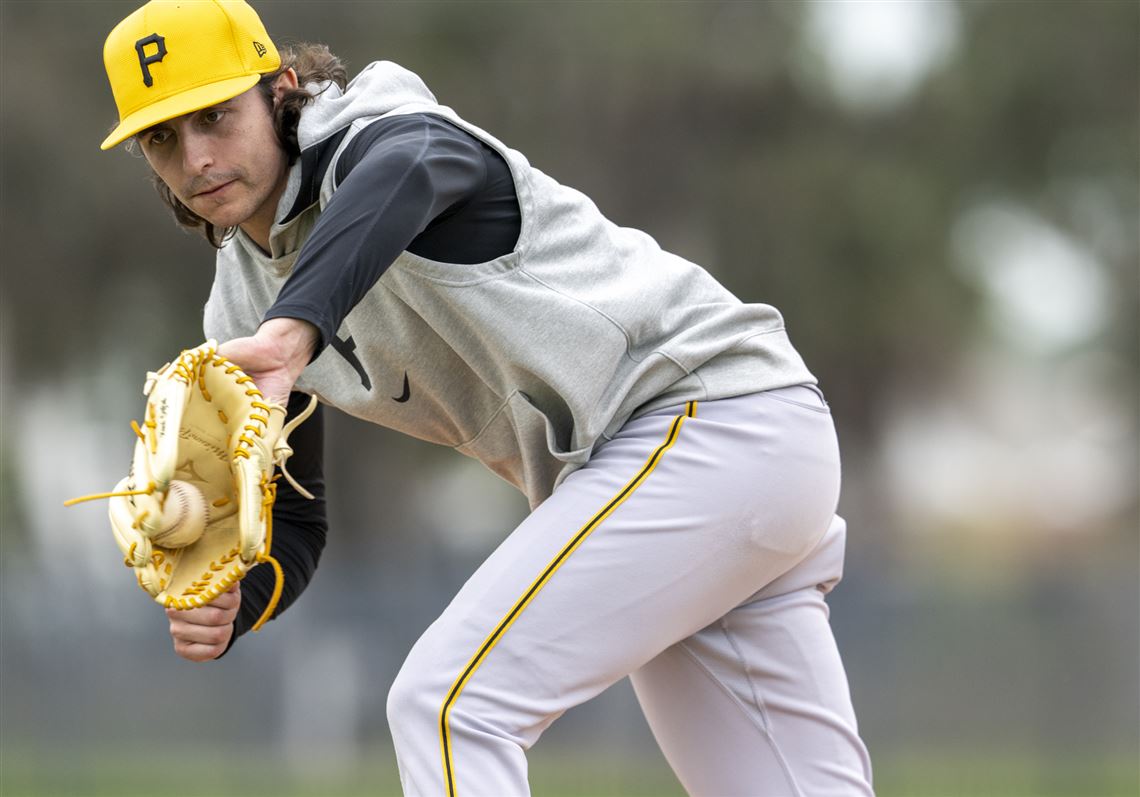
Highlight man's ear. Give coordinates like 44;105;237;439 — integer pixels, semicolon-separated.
272;68;299;101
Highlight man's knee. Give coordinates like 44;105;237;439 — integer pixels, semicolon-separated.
387;655;446;741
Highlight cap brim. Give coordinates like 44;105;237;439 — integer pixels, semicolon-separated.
100;74;261;150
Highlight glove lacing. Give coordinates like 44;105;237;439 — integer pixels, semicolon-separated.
65;347;318;633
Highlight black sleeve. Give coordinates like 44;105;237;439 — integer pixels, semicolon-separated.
223;391;328;653
263;114;489;353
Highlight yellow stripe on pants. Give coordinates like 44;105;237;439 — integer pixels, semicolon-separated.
438;401;697;796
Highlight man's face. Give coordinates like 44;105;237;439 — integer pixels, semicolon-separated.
138;81;289;235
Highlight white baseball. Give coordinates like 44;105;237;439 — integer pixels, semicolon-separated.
149;480;208;548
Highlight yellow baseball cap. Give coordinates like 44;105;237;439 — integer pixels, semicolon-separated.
101;0;280;150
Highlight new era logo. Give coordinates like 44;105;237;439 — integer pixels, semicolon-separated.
253;41;267;57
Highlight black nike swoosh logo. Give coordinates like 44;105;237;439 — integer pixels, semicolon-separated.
392;371;411;403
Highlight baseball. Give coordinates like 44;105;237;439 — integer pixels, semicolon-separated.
148;480;208;548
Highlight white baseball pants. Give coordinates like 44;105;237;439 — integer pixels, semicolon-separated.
387;386;874;796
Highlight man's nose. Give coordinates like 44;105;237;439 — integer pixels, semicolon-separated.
180;129;214;173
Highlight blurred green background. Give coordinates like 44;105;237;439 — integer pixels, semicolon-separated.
1;1;1137;795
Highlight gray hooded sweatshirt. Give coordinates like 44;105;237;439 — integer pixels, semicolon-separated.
205;62;815;508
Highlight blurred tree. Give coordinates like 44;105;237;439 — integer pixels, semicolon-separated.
0;2;1136;788
4;0;1133;443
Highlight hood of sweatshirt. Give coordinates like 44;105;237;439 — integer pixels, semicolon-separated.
296;60;437;150
261;61;438;262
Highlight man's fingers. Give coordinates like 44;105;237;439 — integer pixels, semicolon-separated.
169;617;233;646
217;335;276;371
164;582;240;646
164;582;240;622
218;322;317;405
172;639;227;662
169;611;234;661
166;581;237;660
166;605;233;627
211;582;241;609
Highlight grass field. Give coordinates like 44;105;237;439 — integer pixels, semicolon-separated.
1;748;1136;796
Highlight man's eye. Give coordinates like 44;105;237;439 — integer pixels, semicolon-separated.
203;109;225;124
146;130;170;146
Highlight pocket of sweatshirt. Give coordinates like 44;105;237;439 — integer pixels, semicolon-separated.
455;390;592;506
393;249;521;286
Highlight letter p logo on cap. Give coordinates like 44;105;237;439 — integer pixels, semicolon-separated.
134;33;167;87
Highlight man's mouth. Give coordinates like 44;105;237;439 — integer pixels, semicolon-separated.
193;179;237;198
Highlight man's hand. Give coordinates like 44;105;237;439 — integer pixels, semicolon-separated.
218;317;319;404
167;583;241;662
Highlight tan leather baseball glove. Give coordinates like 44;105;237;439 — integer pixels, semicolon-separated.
67;341;316;631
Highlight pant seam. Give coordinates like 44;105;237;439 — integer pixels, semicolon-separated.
675;636;802;797
717;617;805;797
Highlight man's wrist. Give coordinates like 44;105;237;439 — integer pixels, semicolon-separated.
258;317;319;372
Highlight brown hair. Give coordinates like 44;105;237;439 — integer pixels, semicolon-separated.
141;42;348;248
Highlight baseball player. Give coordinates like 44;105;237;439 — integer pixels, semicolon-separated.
99;1;874;794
